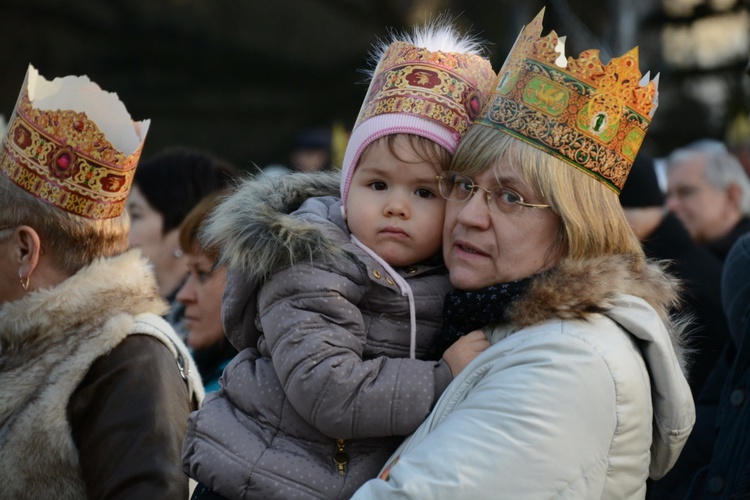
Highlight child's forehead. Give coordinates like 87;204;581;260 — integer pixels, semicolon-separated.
365;133;442;153
355;156;442;180
357;135;445;175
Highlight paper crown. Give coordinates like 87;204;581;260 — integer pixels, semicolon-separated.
0;65;150;219
340;35;496;204
477;9;659;193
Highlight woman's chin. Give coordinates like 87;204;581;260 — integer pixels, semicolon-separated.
448;268;491;291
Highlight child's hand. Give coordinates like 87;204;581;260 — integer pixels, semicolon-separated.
443;330;490;378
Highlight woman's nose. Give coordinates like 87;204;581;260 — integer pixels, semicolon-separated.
455;190;491;229
664;193;680;213
176;278;195;305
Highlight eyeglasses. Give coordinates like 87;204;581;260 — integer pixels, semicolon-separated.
436;172;551;215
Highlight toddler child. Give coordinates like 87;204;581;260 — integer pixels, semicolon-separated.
182;21;495;500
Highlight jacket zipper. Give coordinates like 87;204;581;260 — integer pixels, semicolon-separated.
334;439;348;475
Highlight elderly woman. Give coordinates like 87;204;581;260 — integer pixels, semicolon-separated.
354;11;694;499
176;192;238;392
0;66;202;499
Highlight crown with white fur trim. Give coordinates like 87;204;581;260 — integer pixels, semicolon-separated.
478;9;659;193
340;32;496;205
0;65;150;219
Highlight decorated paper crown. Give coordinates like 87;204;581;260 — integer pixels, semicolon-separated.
477;9;659;193
340;32;496;205
0;65;150;219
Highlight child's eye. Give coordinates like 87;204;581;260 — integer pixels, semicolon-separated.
415;188;436;199
368;181;387;191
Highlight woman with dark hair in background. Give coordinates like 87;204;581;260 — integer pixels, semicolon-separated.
126;147;239;335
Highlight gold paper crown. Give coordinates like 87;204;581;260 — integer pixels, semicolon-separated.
477;9;659;193
355;40;497;138
0;66;149;219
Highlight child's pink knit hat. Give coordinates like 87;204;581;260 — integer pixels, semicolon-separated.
339;24;496;208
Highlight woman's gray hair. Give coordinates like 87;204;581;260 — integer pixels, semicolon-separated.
667;139;750;215
0;174;129;275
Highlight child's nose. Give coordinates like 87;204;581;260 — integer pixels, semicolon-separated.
384;194;409;218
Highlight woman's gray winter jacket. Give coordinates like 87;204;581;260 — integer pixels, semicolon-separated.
182;172;453;499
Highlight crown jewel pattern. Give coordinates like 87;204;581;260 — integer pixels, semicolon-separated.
0;66;148;219
478;9;659;192
356;41;497;138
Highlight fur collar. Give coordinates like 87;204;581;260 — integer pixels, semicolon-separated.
202;171;344;283
509;254;681;331
506;254;686;367
0;249;166;351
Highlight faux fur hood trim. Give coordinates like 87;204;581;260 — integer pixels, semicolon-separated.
506;254;689;372
508;254;681;329
0;249;166;351
507;255;690;373
202;171;345;282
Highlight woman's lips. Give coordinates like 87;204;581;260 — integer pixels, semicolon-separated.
453;240;489;257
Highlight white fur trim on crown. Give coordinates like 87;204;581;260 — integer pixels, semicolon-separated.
339;114;460;207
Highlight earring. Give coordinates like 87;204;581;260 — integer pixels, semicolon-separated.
19;274;29;291
173;249;184;259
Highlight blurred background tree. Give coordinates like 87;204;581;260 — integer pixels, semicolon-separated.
1;0;748;170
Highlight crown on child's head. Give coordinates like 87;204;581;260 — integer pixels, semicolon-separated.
0;65;150;219
354;40;497;141
477;9;659;193
340;22;496;207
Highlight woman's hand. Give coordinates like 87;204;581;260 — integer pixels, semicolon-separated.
443;330;490;378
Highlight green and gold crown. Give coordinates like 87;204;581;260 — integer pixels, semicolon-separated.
478;9;659;193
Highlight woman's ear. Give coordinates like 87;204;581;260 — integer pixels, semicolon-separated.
14;225;43;282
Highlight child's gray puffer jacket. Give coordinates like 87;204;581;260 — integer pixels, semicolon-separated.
182;172;454;499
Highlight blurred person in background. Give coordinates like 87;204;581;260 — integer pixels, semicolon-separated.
127;147;239;336
665;139;750;262
289;125;332;172
261;125;333;177
679;232;750;498
176;191;238;392
621;156;733;500
650;54;750;500
0;65;203;499
621;154;729;396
